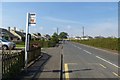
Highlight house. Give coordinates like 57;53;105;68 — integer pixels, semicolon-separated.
43;34;51;41
75;36;81;40
10;27;25;41
94;36;104;39
81;36;93;40
0;28;19;41
31;33;42;40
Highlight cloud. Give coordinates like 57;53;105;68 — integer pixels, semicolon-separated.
52;27;56;30
41;16;81;24
67;25;71;29
39;26;43;30
85;22;118;37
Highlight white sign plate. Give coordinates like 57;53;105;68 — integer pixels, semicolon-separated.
29;13;36;26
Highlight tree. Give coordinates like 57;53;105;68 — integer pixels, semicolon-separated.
51;32;59;43
59;32;68;39
52;32;58;38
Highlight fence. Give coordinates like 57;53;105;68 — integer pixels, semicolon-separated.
2;47;41;79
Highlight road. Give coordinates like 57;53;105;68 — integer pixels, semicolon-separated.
62;41;119;79
0;50;2;80
10;41;119;80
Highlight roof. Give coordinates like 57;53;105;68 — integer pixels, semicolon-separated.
15;31;25;37
0;28;18;38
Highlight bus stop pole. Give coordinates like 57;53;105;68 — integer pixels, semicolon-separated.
25;13;29;72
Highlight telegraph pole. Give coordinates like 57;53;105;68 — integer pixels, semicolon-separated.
82;26;84;37
57;27;59;35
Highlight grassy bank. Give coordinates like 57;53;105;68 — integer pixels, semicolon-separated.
72;38;118;51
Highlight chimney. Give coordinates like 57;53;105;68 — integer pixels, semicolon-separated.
21;30;24;33
14;27;16;31
20;29;24;33
8;27;10;32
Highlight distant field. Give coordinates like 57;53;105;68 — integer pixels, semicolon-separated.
72;38;118;51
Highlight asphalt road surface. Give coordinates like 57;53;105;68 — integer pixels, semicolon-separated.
0;50;2;80
6;41;119;80
62;41;119;79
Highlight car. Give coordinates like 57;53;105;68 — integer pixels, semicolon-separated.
0;38;16;50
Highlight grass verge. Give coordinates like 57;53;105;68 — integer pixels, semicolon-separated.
72;38;118;51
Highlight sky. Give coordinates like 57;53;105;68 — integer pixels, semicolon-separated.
1;2;118;37
1;0;120;2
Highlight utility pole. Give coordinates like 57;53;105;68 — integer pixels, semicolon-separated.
82;26;84;37
57;27;59;35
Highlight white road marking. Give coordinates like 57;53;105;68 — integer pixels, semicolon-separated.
74;45;77;47
83;50;92;54
99;63;106;68
96;56;120;68
73;45;82;49
112;72;120;78
79;43;118;55
78;47;81;49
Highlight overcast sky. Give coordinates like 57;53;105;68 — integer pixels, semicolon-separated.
1;2;118;37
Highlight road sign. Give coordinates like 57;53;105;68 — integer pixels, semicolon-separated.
29;13;36;26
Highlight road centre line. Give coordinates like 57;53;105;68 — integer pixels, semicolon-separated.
78;47;81;49
72;44;82;49
99;63;106;68
96;56;120;68
112;72;120;78
83;50;92;54
64;64;70;80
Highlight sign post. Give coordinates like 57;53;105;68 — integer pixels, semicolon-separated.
25;13;36;72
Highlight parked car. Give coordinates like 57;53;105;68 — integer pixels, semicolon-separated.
0;38;16;50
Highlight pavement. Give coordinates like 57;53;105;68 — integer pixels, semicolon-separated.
18;46;61;80
13;41;120;80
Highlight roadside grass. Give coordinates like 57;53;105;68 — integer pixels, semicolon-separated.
15;41;25;48
16;44;25;48
72;38;118;51
15;39;59;48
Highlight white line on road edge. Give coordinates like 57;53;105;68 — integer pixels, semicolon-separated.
96;56;120;68
112;72;120;78
99;63;106;68
83;50;92;54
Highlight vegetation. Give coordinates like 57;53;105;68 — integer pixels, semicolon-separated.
16;41;25;48
16;32;69;48
59;32;68;39
72;38;118;51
